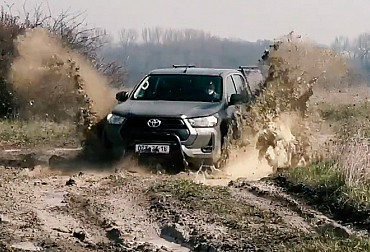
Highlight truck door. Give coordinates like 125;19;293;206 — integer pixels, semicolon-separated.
224;75;238;119
230;74;247;139
231;74;249;102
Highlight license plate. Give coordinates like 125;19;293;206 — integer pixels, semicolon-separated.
135;144;170;154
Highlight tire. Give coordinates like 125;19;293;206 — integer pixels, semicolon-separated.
216;128;231;169
101;131;126;161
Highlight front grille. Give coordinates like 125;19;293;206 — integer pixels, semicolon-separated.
121;117;190;142
130;132;181;144
125;117;187;129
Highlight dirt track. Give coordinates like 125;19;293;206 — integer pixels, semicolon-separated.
0;149;357;252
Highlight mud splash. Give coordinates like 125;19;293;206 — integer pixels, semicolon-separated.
9;28;116;132
220;34;347;180
7;29;348;178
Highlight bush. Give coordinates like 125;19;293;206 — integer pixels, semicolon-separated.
0;11;23;118
0;7;125;119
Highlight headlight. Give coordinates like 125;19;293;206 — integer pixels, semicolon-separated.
107;114;126;125
187;115;218;128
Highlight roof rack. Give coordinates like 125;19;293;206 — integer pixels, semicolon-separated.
172;64;196;68
239;66;259;70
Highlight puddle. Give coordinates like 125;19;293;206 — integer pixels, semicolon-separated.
11;241;42;251
40;191;67;207
3;149;22;153
144;237;190;252
46;147;83;154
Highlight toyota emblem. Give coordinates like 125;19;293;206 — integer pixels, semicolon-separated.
147;119;161;128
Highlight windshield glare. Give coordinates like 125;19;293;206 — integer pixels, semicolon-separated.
132;75;222;102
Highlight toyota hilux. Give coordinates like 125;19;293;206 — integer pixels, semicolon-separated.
103;66;253;169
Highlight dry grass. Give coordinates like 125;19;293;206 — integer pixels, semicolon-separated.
319;102;370;139
281;99;370;226
0;120;79;147
320;102;370;192
329;137;370;187
290;234;370;252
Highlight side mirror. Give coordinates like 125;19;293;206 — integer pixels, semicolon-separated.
229;94;245;105
116;91;129;102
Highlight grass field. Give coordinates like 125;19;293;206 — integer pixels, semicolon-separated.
281;100;370;231
0;120;79;147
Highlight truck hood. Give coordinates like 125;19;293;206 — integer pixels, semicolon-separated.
112;100;223;118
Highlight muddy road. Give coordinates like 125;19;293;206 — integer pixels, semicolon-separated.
0;148;358;252
0;28;366;251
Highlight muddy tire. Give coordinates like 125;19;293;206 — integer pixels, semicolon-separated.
100;132;126;161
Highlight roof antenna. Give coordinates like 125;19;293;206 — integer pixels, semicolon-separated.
184;64;195;73
172;65;195;73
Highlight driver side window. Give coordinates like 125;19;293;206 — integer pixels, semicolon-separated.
225;76;237;103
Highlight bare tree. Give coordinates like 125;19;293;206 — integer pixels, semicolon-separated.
118;28;138;68
119;28;138;48
141;27;149;44
153;27;163;44
104;27;270;87
332;36;350;52
332;36;355;60
355;33;370;63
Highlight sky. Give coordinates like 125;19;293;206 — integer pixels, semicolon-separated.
5;0;370;45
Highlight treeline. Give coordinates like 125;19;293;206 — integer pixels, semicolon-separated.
102;28;270;87
332;33;370;84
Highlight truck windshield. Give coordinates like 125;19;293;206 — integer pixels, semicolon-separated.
132;75;223;102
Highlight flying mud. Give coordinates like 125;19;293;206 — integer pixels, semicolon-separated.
198;34;347;184
3;30;347;175
9;28;116;134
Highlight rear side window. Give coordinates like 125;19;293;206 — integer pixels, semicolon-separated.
231;74;247;95
225;76;237;102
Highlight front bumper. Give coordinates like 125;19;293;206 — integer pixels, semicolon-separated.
181;127;221;162
104;117;222;164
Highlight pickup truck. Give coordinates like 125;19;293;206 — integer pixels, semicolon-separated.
102;65;256;170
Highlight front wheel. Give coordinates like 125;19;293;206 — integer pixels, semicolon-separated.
215;128;232;169
101;132;127;161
